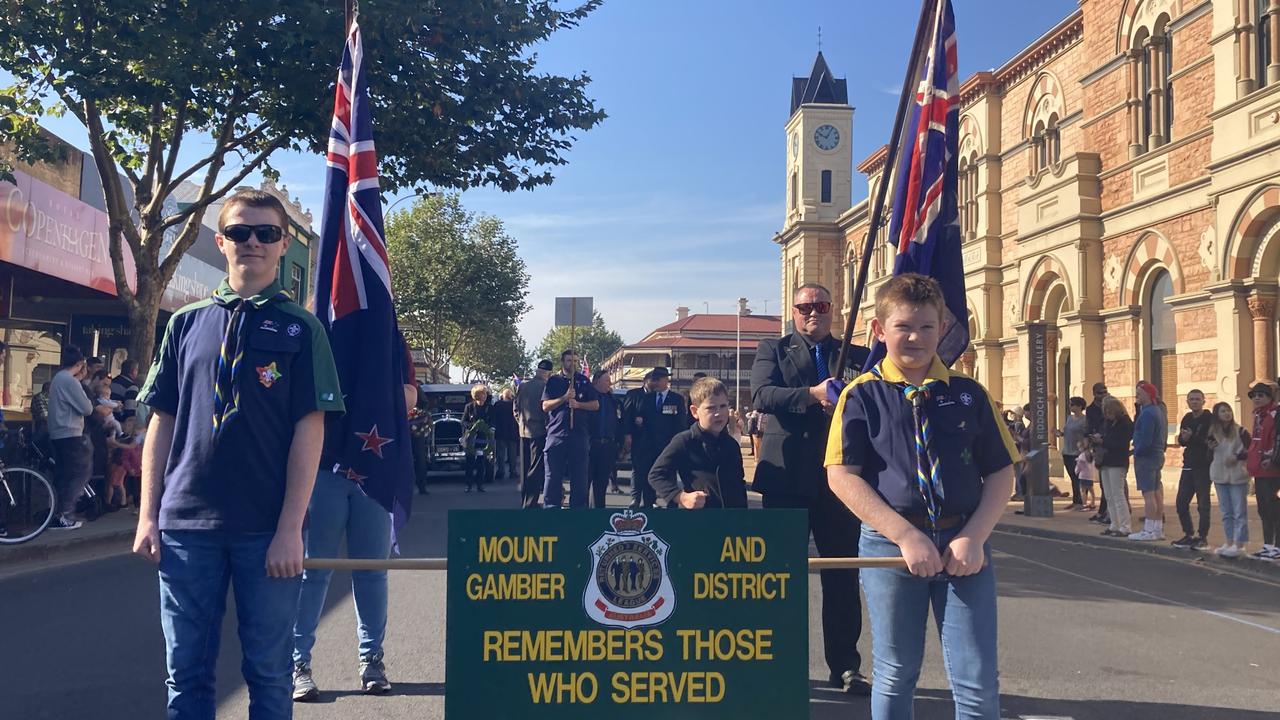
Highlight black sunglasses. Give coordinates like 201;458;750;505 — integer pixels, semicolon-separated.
219;224;284;244
794;301;832;316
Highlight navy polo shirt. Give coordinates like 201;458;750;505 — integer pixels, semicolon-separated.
542;372;597;446
824;356;1016;517
140;279;344;532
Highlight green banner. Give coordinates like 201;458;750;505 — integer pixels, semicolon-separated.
446;509;809;718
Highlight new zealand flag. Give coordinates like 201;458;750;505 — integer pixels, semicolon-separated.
868;0;969;370
312;20;414;538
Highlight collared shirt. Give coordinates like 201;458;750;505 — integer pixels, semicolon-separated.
140;278;344;532
824;355;1016;516
588;391;620;442
542;371;598;445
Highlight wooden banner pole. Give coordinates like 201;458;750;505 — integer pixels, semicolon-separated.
303;556;908;572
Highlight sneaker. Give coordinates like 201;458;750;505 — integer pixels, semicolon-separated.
1246;546;1274;561
293;662;320;702
1217;545;1241;558
0;524;7;538
1101;529;1126;537
360;653;391;694
48;516;83;530
1171;535;1195;548
1128;530;1160;541
1190;537;1209;550
1261;545;1280;561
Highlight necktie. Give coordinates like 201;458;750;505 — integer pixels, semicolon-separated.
814;342;830;382
657;392;664;410
903;382;945;530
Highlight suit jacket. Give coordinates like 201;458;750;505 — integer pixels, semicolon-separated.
648;424;748;509
633;388;690;460
621;387;648;440
749;332;869;498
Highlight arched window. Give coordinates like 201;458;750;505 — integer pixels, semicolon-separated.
1034;121;1048;172
1147;270;1177;420
1260;0;1274;90
821;170;832;204
1137;29;1152;150
790;171;798;211
1047;115;1061;166
1159;19;1174;143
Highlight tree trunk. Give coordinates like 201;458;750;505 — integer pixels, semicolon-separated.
126;273;164;380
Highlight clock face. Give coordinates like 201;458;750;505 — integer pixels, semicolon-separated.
814;124;840;151
790;133;798;159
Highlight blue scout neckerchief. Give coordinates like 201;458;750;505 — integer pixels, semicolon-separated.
869;358;949;532
210;280;291;436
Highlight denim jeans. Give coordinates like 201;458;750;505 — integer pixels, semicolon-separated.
543;434;589;509
859;525;1000;720
294;470;392;666
1214;482;1250;544
159;530;302;720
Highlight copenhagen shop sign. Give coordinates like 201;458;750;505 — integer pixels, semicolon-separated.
445;509;809;718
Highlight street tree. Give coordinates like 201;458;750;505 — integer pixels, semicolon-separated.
454;319;530;383
387;194;529;380
0;0;605;369
534;311;623;369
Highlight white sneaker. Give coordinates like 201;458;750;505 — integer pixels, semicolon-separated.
1218;545;1241;558
1262;545;1280;561
1128;530;1160;541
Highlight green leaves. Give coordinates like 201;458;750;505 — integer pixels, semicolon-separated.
387;194;531;380
534;311;623;369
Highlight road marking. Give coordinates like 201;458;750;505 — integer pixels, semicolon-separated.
994;548;1280;636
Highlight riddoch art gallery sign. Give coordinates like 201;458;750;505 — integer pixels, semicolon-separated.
446;509;809;718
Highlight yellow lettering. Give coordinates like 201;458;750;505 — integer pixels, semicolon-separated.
478;535;559;563
609;672;727;703
527;672;596;704
461;573;566;601
677;629;774;662
692;572;790;600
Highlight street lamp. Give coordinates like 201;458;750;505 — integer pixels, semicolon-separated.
384;191;442;217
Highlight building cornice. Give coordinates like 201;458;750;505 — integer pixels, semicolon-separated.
857;145;890;175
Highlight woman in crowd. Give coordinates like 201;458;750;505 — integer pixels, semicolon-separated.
1129;381;1168;541
462;384;493;493
1058;396;1089;510
1245;382;1280;560
1207;401;1251;557
1096;396;1134;537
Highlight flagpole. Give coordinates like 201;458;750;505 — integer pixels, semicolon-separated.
344;0;354;34
833;0;936;378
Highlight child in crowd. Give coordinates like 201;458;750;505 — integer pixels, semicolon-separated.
1074;439;1097;510
96;385;122;436
105;414;141;511
1207;401;1251;557
825;274;1016;719
648;377;747;509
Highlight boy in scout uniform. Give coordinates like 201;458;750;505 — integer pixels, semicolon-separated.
133;189;344;719
825;274;1016;720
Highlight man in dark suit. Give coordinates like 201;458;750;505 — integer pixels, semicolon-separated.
630;367;689;509
750;282;871;695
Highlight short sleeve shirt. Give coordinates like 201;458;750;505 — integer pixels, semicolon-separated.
824;356;1016;516
139;279;344;532
542;372;597;445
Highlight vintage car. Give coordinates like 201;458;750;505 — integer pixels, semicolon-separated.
418;384;476;474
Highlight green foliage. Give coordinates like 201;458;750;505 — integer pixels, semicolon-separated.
386;194;530;380
0;0;605;364
534;311;623;370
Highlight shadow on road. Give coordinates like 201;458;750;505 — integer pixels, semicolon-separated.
807;686;1279;720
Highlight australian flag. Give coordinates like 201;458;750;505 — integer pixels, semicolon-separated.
868;0;969;370
312;20;414;539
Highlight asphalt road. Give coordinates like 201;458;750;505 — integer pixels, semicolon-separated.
2;476;1278;720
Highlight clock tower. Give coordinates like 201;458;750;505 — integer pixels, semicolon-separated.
776;52;854;334
784;51;854;227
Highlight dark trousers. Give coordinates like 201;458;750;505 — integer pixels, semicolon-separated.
1256;476;1280;547
588;439;618;509
630;450;658;508
1098;479;1108;517
1175;465;1212;538
544;435;589;509
762;485;864;677
464;452;491;489
1063;454;1082;505
52;435;92;516
520;436;546;509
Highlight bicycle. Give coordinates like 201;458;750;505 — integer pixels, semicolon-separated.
0;435;57;544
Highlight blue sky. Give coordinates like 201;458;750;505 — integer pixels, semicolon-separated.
28;0;1076;349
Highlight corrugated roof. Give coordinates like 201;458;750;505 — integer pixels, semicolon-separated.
626;337;764;350
648;314;781;335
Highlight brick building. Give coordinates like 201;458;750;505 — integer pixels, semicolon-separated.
778;0;1280;443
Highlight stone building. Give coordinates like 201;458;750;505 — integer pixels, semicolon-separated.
778;0;1280;439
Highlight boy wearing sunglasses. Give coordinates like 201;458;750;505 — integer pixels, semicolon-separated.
134;189;344;718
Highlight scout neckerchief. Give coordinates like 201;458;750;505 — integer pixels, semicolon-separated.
210;280;290;436
870;356;951;531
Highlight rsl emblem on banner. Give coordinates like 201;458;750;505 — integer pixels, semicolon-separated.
584;510;675;628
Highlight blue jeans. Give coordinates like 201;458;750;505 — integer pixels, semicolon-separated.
159;530;301;720
294;471;392;665
859;526;1000;720
543;435;589;508
1214;482;1250;544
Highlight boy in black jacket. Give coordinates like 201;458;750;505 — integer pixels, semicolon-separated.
648;377;747;509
